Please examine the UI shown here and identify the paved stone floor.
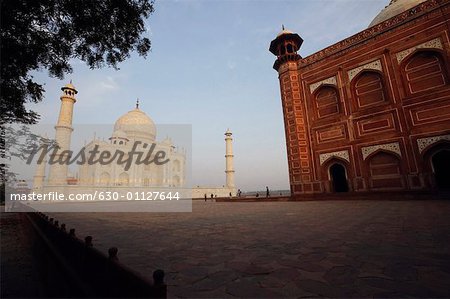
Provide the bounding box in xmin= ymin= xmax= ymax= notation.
xmin=1 ymin=211 xmax=41 ymax=298
xmin=49 ymin=200 xmax=450 ymax=298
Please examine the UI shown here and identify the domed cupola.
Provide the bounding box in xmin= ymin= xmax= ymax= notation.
xmin=368 ymin=0 xmax=427 ymax=27
xmin=113 ymin=100 xmax=156 ymax=143
xmin=269 ymin=25 xmax=303 ymax=71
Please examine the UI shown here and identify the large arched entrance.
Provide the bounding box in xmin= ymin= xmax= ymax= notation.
xmin=329 ymin=163 xmax=349 ymax=192
xmin=432 ymin=150 xmax=450 ymax=189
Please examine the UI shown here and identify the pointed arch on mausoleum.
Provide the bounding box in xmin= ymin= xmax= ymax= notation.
xmin=319 ymin=150 xmax=350 ymax=166
xmin=99 ymin=172 xmax=110 ymax=186
xmin=173 ymin=160 xmax=181 ymax=172
xmin=352 ymin=70 xmax=387 ymax=109
xmin=417 ymin=134 xmax=450 ymax=156
xmin=313 ymin=85 xmax=341 ymax=119
xmin=361 ymin=142 xmax=402 ymax=161
xmin=366 ymin=151 xmax=404 ymax=190
xmin=172 ymin=175 xmax=181 ymax=187
xmin=118 ymin=172 xmax=129 ymax=186
xmin=401 ymin=48 xmax=448 ymax=94
xmin=327 ymin=161 xmax=350 ymax=193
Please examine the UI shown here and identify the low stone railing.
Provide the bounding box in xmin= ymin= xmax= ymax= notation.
xmin=26 ymin=212 xmax=166 ymax=298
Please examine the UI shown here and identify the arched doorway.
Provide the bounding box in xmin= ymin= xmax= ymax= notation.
xmin=99 ymin=172 xmax=110 ymax=186
xmin=432 ymin=150 xmax=450 ymax=189
xmin=118 ymin=172 xmax=129 ymax=186
xmin=329 ymin=163 xmax=349 ymax=192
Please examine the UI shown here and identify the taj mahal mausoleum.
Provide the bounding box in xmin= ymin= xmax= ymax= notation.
xmin=28 ymin=82 xmax=236 ymax=207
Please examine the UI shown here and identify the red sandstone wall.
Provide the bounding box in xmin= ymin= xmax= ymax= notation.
xmin=278 ymin=0 xmax=450 ymax=194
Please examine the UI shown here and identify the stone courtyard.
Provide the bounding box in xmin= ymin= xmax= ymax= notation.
xmin=48 ymin=200 xmax=450 ymax=298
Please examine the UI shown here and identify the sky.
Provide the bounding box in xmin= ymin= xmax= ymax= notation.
xmin=29 ymin=0 xmax=389 ymax=191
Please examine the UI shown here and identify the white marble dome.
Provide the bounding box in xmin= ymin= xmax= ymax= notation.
xmin=369 ymin=0 xmax=428 ymax=27
xmin=113 ymin=107 xmax=156 ymax=143
xmin=111 ymin=129 xmax=128 ymax=139
xmin=277 ymin=28 xmax=294 ymax=37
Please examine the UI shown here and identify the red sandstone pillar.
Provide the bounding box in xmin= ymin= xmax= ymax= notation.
xmin=270 ymin=29 xmax=315 ymax=196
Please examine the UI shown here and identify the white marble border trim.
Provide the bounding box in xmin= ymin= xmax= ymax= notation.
xmin=417 ymin=134 xmax=450 ymax=153
xmin=348 ymin=59 xmax=383 ymax=82
xmin=309 ymin=76 xmax=337 ymax=94
xmin=319 ymin=150 xmax=350 ymax=165
xmin=362 ymin=142 xmax=401 ymax=160
xmin=396 ymin=38 xmax=443 ymax=63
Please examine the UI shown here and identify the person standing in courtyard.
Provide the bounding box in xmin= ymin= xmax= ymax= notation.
xmin=204 ymin=193 xmax=207 ymax=202
xmin=266 ymin=186 xmax=270 ymax=198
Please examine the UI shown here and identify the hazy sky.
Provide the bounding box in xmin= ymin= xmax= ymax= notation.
xmin=29 ymin=0 xmax=388 ymax=191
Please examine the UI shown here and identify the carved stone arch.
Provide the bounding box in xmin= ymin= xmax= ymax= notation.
xmin=366 ymin=150 xmax=404 ymax=190
xmin=366 ymin=149 xmax=401 ymax=160
xmin=418 ymin=135 xmax=450 ymax=155
xmin=421 ymin=139 xmax=450 ymax=171
xmin=319 ymin=154 xmax=352 ymax=193
xmin=422 ymin=142 xmax=450 ymax=190
xmin=99 ymin=172 xmax=111 ymax=186
xmin=364 ymin=148 xmax=401 ymax=162
xmin=431 ymin=150 xmax=450 ymax=190
xmin=323 ymin=158 xmax=350 ymax=192
xmin=118 ymin=172 xmax=129 ymax=186
xmin=313 ymin=85 xmax=340 ymax=119
xmin=323 ymin=157 xmax=349 ymax=177
xmin=309 ymin=76 xmax=338 ymax=94
xmin=319 ymin=150 xmax=350 ymax=166
xmin=361 ymin=142 xmax=402 ymax=161
xmin=352 ymin=70 xmax=387 ymax=109
xmin=350 ymin=68 xmax=384 ymax=84
xmin=401 ymin=49 xmax=448 ymax=94
xmin=400 ymin=47 xmax=447 ymax=67
xmin=396 ymin=38 xmax=445 ymax=64
xmin=348 ymin=60 xmax=383 ymax=83
xmin=311 ymin=83 xmax=336 ymax=97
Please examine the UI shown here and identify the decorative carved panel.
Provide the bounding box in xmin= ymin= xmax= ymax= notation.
xmin=409 ymin=102 xmax=450 ymax=126
xmin=348 ymin=60 xmax=383 ymax=82
xmin=354 ymin=71 xmax=386 ymax=108
xmin=355 ymin=111 xmax=397 ymax=137
xmin=315 ymin=86 xmax=340 ymax=119
xmin=362 ymin=142 xmax=401 ymax=160
xmin=404 ymin=51 xmax=446 ymax=94
xmin=319 ymin=150 xmax=350 ymax=165
xmin=417 ymin=134 xmax=450 ymax=153
xmin=314 ymin=124 xmax=347 ymax=144
xmin=309 ymin=76 xmax=337 ymax=94
xmin=396 ymin=38 xmax=444 ymax=63
xmin=368 ymin=151 xmax=403 ymax=189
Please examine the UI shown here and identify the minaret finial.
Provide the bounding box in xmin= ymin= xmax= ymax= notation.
xmin=282 ymin=24 xmax=285 ymax=30
xmin=136 ymin=98 xmax=140 ymax=109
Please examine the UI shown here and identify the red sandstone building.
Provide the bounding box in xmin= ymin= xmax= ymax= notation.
xmin=270 ymin=0 xmax=450 ymax=195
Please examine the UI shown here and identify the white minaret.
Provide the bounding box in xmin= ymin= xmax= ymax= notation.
xmin=33 ymin=138 xmax=47 ymax=192
xmin=225 ymin=129 xmax=235 ymax=188
xmin=47 ymin=82 xmax=77 ymax=185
